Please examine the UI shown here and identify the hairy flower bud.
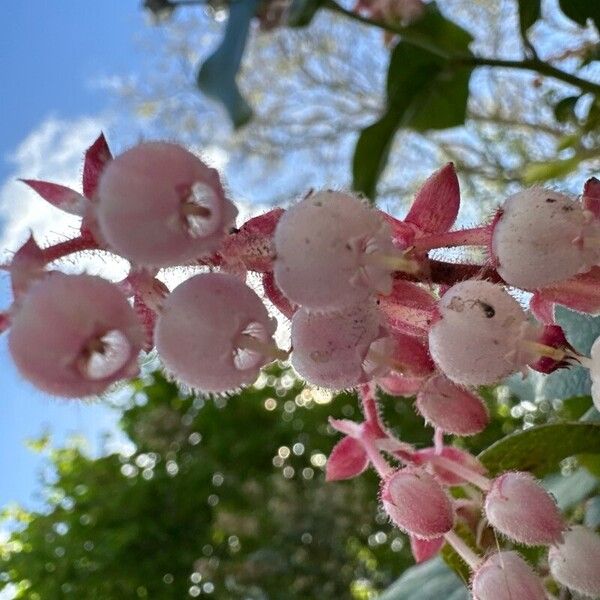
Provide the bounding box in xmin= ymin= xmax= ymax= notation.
xmin=492 ymin=187 xmax=600 ymax=290
xmin=485 ymin=471 xmax=565 ymax=546
xmin=548 ymin=525 xmax=600 ymax=598
xmin=290 ymin=303 xmax=388 ymax=389
xmin=155 ymin=272 xmax=277 ymax=392
xmin=381 ymin=467 xmax=453 ymax=539
xmin=274 ymin=191 xmax=401 ymax=311
xmin=9 ymin=273 xmax=143 ymax=397
xmin=472 ymin=551 xmax=546 ymax=600
xmin=96 ymin=142 xmax=237 ymax=267
xmin=428 ymin=281 xmax=536 ymax=385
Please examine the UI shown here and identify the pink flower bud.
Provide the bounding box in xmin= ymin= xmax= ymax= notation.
xmin=9 ymin=273 xmax=144 ymax=397
xmin=381 ymin=467 xmax=453 ymax=539
xmin=485 ymin=472 xmax=565 ymax=546
xmin=416 ymin=374 xmax=489 ymax=435
xmin=548 ymin=525 xmax=600 ymax=598
xmin=155 ymin=272 xmax=278 ymax=393
xmin=96 ymin=142 xmax=237 ymax=267
xmin=472 ymin=551 xmax=546 ymax=600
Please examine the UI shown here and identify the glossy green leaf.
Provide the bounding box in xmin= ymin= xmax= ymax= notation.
xmin=286 ymin=0 xmax=324 ymax=27
xmin=400 ymin=2 xmax=473 ymax=57
xmin=479 ymin=422 xmax=600 ymax=476
xmin=378 ymin=557 xmax=469 ymax=600
xmin=196 ymin=0 xmax=259 ymax=128
xmin=352 ymin=42 xmax=472 ymax=199
xmin=558 ymin=0 xmax=600 ymax=30
xmin=518 ymin=0 xmax=541 ymax=32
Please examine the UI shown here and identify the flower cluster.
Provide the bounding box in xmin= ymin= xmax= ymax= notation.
xmin=3 ymin=135 xmax=600 ymax=598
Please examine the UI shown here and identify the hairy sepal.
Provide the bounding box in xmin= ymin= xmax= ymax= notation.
xmin=326 ymin=435 xmax=369 ymax=481
xmin=20 ymin=179 xmax=87 ymax=216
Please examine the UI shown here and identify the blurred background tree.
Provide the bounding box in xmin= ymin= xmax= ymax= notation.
xmin=2 ymin=1 xmax=600 ymax=598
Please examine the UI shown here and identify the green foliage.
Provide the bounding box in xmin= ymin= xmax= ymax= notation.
xmin=286 ymin=0 xmax=324 ymax=27
xmin=558 ymin=0 xmax=600 ymax=31
xmin=352 ymin=4 xmax=472 ymax=199
xmin=478 ymin=421 xmax=600 ymax=476
xmin=517 ymin=0 xmax=541 ymax=34
xmin=377 ymin=557 xmax=468 ymax=600
xmin=0 ymin=371 xmax=415 ymax=599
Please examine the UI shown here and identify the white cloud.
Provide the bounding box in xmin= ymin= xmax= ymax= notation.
xmin=0 ymin=115 xmax=132 ymax=281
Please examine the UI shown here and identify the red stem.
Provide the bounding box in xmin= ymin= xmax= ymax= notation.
xmin=41 ymin=235 xmax=100 ymax=264
xmin=412 ymin=226 xmax=491 ymax=252
xmin=358 ymin=383 xmax=386 ymax=438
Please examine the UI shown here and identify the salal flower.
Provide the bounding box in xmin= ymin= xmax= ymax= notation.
xmin=416 ymin=374 xmax=489 ymax=435
xmin=492 ymin=187 xmax=600 ymax=290
xmin=155 ymin=272 xmax=278 ymax=393
xmin=381 ymin=466 xmax=453 ymax=539
xmin=96 ymin=142 xmax=237 ymax=267
xmin=484 ymin=471 xmax=565 ymax=546
xmin=548 ymin=525 xmax=600 ymax=598
xmin=9 ymin=273 xmax=143 ymax=397
xmin=428 ymin=280 xmax=538 ymax=385
xmin=290 ymin=303 xmax=389 ymax=389
xmin=472 ymin=551 xmax=546 ymax=600
xmin=273 ymin=190 xmax=404 ymax=312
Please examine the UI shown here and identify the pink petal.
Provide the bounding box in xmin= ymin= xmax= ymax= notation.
xmin=583 ymin=176 xmax=600 ymax=219
xmin=82 ymin=133 xmax=113 ymax=199
xmin=378 ymin=373 xmax=425 ymax=397
xmin=529 ymin=324 xmax=572 ymax=374
xmin=530 ymin=291 xmax=555 ymax=324
xmin=326 ymin=436 xmax=369 ymax=481
xmin=390 ymin=332 xmax=435 ymax=377
xmin=0 ymin=311 xmax=10 ymax=335
xmin=378 ymin=280 xmax=438 ymax=337
xmin=20 ymin=179 xmax=87 ymax=216
xmin=10 ymin=234 xmax=46 ymax=297
xmin=262 ymin=271 xmax=297 ymax=319
xmin=413 ymin=446 xmax=487 ymax=486
xmin=410 ymin=535 xmax=444 ymax=563
xmin=405 ymin=163 xmax=460 ymax=235
xmin=537 ymin=267 xmax=600 ymax=315
xmin=379 ymin=211 xmax=417 ymax=249
xmin=328 ymin=417 xmax=364 ymax=439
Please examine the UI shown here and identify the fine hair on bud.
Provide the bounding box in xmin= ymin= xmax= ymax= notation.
xmin=290 ymin=302 xmax=388 ymax=389
xmin=428 ymin=280 xmax=536 ymax=385
xmin=492 ymin=187 xmax=600 ymax=290
xmin=273 ymin=190 xmax=400 ymax=312
xmin=9 ymin=273 xmax=144 ymax=397
xmin=96 ymin=141 xmax=237 ymax=267
xmin=484 ymin=471 xmax=565 ymax=546
xmin=155 ymin=272 xmax=277 ymax=393
xmin=472 ymin=551 xmax=547 ymax=600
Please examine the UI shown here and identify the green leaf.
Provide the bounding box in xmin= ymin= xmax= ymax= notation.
xmin=522 ymin=155 xmax=583 ymax=184
xmin=352 ymin=42 xmax=472 ymax=199
xmin=378 ymin=557 xmax=469 ymax=600
xmin=286 ymin=0 xmax=324 ymax=27
xmin=518 ymin=0 xmax=541 ymax=32
xmin=554 ymin=95 xmax=580 ymax=123
xmin=400 ymin=2 xmax=473 ymax=57
xmin=479 ymin=422 xmax=600 ymax=476
xmin=196 ymin=0 xmax=259 ymax=128
xmin=559 ymin=0 xmax=600 ymax=30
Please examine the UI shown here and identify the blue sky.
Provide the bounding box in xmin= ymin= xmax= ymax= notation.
xmin=0 ymin=1 xmax=159 ymax=512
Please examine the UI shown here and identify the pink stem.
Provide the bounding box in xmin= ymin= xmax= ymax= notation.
xmin=433 ymin=428 xmax=444 ymax=455
xmin=40 ymin=235 xmax=100 ymax=264
xmin=358 ymin=383 xmax=386 ymax=438
xmin=443 ymin=530 xmax=482 ymax=571
xmin=360 ymin=432 xmax=394 ymax=478
xmin=412 ymin=226 xmax=491 ymax=252
xmin=428 ymin=455 xmax=492 ymax=492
